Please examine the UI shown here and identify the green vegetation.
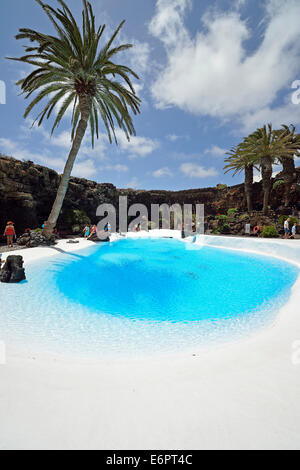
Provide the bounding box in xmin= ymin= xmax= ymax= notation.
xmin=63 ymin=209 xmax=91 ymax=234
xmin=227 ymin=208 xmax=238 ymax=216
xmin=239 ymin=214 xmax=249 ymax=221
xmin=220 ymin=224 xmax=231 ymax=234
xmin=262 ymin=226 xmax=278 ymax=238
xmin=213 ymin=214 xmax=231 ymax=235
xmin=213 ymin=223 xmax=231 ymax=235
xmin=273 ymin=179 xmax=284 ymax=190
xmin=216 ymin=214 xmax=228 ymax=222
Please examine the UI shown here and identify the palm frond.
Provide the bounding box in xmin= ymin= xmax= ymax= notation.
xmin=7 ymin=0 xmax=141 ymax=146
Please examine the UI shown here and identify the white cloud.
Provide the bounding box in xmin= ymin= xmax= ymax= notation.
xmin=128 ymin=41 xmax=151 ymax=77
xmin=153 ymin=167 xmax=173 ymax=178
xmin=241 ymin=100 xmax=300 ymax=133
xmin=127 ymin=177 xmax=140 ymax=189
xmin=166 ymin=134 xmax=189 ymax=142
xmin=0 ymin=131 xmax=130 ymax=180
xmin=21 ymin=119 xmax=109 ymax=164
xmin=2 ymin=114 xmax=159 ymax=188
xmin=0 ymin=137 xmax=65 ymax=171
xmin=103 ymin=164 xmax=128 ymax=172
xmin=0 ymin=137 xmax=17 ymax=154
xmin=180 ymin=163 xmax=218 ymax=178
xmin=171 ymin=151 xmax=202 ymax=160
xmin=49 ymin=130 xmax=72 ymax=149
xmin=234 ymin=0 xmax=247 ymax=10
xmin=72 ymin=159 xmax=97 ymax=178
xmin=149 ymin=0 xmax=192 ymax=48
xmin=115 ymin=129 xmax=159 ymax=158
xmin=121 ymin=40 xmax=151 ymax=106
xmin=149 ymin=0 xmax=300 ymax=129
xmin=204 ymin=145 xmax=227 ymax=157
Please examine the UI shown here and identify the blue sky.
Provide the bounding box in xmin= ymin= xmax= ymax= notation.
xmin=0 ymin=0 xmax=300 ymax=190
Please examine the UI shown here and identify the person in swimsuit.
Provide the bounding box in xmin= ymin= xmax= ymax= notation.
xmin=87 ymin=225 xmax=97 ymax=240
xmin=3 ymin=221 xmax=16 ymax=247
xmin=83 ymin=225 xmax=90 ymax=238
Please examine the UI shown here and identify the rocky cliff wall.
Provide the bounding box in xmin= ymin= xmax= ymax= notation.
xmin=0 ymin=154 xmax=299 ymax=235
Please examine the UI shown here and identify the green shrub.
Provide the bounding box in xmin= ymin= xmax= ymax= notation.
xmin=273 ymin=179 xmax=284 ymax=190
xmin=216 ymin=214 xmax=228 ymax=222
xmin=216 ymin=184 xmax=227 ymax=190
xmin=32 ymin=228 xmax=42 ymax=232
xmin=220 ymin=224 xmax=231 ymax=234
xmin=72 ymin=224 xmax=81 ymax=234
xmin=227 ymin=208 xmax=238 ymax=216
xmin=239 ymin=214 xmax=249 ymax=221
xmin=262 ymin=226 xmax=278 ymax=238
xmin=63 ymin=209 xmax=91 ymax=229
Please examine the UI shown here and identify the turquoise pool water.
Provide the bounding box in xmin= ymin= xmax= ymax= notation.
xmin=0 ymin=238 xmax=298 ymax=357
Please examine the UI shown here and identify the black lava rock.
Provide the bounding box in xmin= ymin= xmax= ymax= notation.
xmin=16 ymin=231 xmax=56 ymax=248
xmin=89 ymin=231 xmax=110 ymax=242
xmin=0 ymin=255 xmax=26 ymax=283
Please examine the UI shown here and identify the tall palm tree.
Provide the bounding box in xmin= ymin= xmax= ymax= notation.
xmin=274 ymin=125 xmax=300 ymax=207
xmin=224 ymin=145 xmax=255 ymax=213
xmin=8 ymin=0 xmax=141 ymax=238
xmin=243 ymin=125 xmax=276 ymax=215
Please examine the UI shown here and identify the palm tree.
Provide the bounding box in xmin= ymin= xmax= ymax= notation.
xmin=224 ymin=145 xmax=255 ymax=213
xmin=274 ymin=125 xmax=300 ymax=207
xmin=244 ymin=124 xmax=300 ymax=214
xmin=242 ymin=124 xmax=297 ymax=215
xmin=8 ymin=0 xmax=141 ymax=238
xmin=243 ymin=125 xmax=277 ymax=215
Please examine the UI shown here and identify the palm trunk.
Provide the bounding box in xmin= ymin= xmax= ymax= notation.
xmin=261 ymin=155 xmax=273 ymax=215
xmin=281 ymin=156 xmax=296 ymax=207
xmin=43 ymin=95 xmax=92 ymax=239
xmin=244 ymin=164 xmax=253 ymax=213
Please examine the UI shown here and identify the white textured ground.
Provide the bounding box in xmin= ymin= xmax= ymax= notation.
xmin=0 ymin=231 xmax=300 ymax=450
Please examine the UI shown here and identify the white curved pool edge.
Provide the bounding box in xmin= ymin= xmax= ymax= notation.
xmin=189 ymin=234 xmax=300 ymax=268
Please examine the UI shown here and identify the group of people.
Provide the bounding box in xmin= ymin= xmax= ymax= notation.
xmin=83 ymin=224 xmax=96 ymax=239
xmin=284 ymin=218 xmax=297 ymax=240
xmin=2 ymin=220 xmax=109 ymax=247
xmin=83 ymin=223 xmax=111 ymax=240
xmin=2 ymin=221 xmax=60 ymax=248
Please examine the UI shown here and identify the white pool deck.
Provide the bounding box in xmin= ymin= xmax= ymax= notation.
xmin=1 ymin=231 xmax=300 ymax=450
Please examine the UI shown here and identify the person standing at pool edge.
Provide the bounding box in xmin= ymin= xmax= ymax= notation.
xmin=3 ymin=221 xmax=16 ymax=247
xmin=284 ymin=218 xmax=290 ymax=239
xmin=290 ymin=223 xmax=297 ymax=239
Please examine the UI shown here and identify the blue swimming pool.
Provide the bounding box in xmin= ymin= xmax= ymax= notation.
xmin=0 ymin=238 xmax=298 ymax=357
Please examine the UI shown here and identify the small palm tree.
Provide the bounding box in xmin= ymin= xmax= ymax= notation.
xmin=224 ymin=145 xmax=255 ymax=213
xmin=8 ymin=0 xmax=141 ymax=238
